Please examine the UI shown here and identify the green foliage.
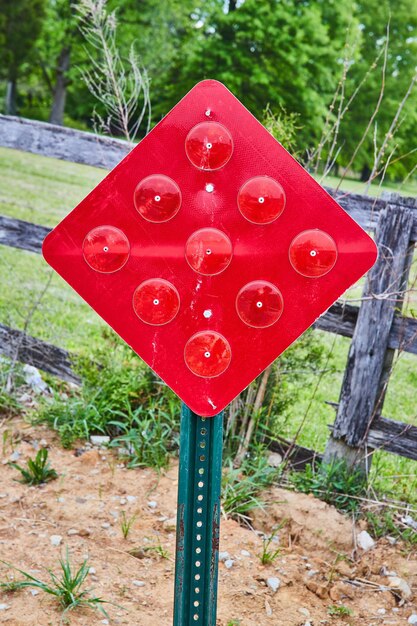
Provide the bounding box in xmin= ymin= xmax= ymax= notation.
xmin=9 ymin=448 xmax=58 ymax=485
xmin=328 ymin=604 xmax=353 ymax=617
xmin=0 ymin=0 xmax=46 ymax=81
xmin=119 ymin=511 xmax=137 ymax=540
xmin=36 ymin=337 xmax=178 ymax=451
xmin=221 ymin=448 xmax=281 ymax=524
xmin=365 ymin=508 xmax=417 ymax=546
xmin=108 ymin=397 xmax=179 ymax=471
xmin=338 ymin=0 xmax=417 ymax=179
xmin=143 ymin=537 xmax=170 ymax=560
xmin=289 ymin=459 xmax=366 ymax=513
xmin=0 ymin=550 xmax=111 ymax=617
xmin=259 ymin=528 xmax=281 ymax=566
xmin=263 ymin=104 xmax=301 ymax=159
xmin=0 ymin=389 xmax=20 ymax=417
xmin=164 ymin=0 xmax=355 ymax=147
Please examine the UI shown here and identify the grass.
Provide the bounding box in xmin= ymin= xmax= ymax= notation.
xmin=0 ymin=550 xmax=111 ymax=619
xmin=120 ymin=511 xmax=137 ymax=540
xmin=327 ymin=604 xmax=353 ymax=617
xmin=1 ymin=146 xmax=417 ymax=506
xmin=9 ymin=448 xmax=58 ymax=485
xmin=259 ymin=528 xmax=281 ymax=565
xmin=288 ymin=459 xmax=367 ymax=513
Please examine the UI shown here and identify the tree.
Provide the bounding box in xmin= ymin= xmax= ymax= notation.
xmin=337 ymin=0 xmax=417 ymax=181
xmin=160 ymin=0 xmax=357 ymax=147
xmin=0 ymin=0 xmax=46 ymax=114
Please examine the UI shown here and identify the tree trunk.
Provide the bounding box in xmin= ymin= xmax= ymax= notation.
xmin=360 ymin=163 xmax=371 ymax=182
xmin=49 ymin=46 xmax=71 ymax=126
xmin=5 ymin=80 xmax=17 ymax=115
xmin=228 ymin=0 xmax=237 ymax=11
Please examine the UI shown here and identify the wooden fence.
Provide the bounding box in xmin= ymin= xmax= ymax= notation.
xmin=1 ymin=113 xmax=417 ymax=469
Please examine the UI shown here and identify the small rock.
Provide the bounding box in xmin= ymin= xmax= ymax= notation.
xmin=0 ymin=494 xmax=7 ymax=499
xmin=50 ymin=535 xmax=62 ymax=547
xmin=147 ymin=500 xmax=157 ymax=509
xmin=377 ymin=608 xmax=386 ymax=615
xmin=67 ymin=528 xmax=79 ymax=536
xmin=23 ymin=364 xmax=47 ymax=393
xmin=126 ymin=495 xmax=137 ymax=504
xmin=408 ymin=615 xmax=417 ymax=625
xmin=101 ymin=620 xmax=109 ymax=625
xmin=9 ymin=451 xmax=20 ymax=462
xmin=299 ymin=608 xmax=310 ymax=618
xmin=330 ymin=581 xmax=355 ymax=601
xmin=101 ymin=522 xmax=111 ymax=529
xmin=57 ymin=496 xmax=65 ymax=503
xmin=388 ymin=576 xmax=413 ymax=601
xmin=90 ymin=435 xmax=110 ymax=446
xmin=75 ymin=497 xmax=87 ymax=504
xmin=240 ymin=550 xmax=251 ymax=557
xmin=88 ymin=567 xmax=96 ymax=575
xmin=357 ymin=530 xmax=375 ymax=551
xmin=163 ymin=517 xmax=177 ymax=532
xmin=120 ymin=498 xmax=127 ymax=505
xmin=29 ymin=589 xmax=40 ymax=596
xmin=132 ymin=580 xmax=145 ymax=587
xmin=267 ymin=452 xmax=282 ymax=467
xmin=218 ymin=551 xmax=230 ymax=562
xmin=401 ymin=515 xmax=417 ymax=531
xmin=224 ymin=559 xmax=234 ymax=569
xmin=39 ymin=439 xmax=48 ymax=448
xmin=266 ymin=577 xmax=281 ymax=593
xmin=265 ymin=598 xmax=273 ymax=616
xmin=0 ymin=604 xmax=10 ymax=610
xmin=305 ymin=578 xmax=328 ymax=599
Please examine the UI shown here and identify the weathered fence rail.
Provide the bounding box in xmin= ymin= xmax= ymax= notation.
xmin=1 ymin=114 xmax=416 ymax=468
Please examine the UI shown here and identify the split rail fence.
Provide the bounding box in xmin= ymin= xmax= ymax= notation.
xmin=1 ymin=114 xmax=417 ymax=469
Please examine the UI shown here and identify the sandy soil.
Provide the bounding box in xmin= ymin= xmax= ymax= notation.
xmin=0 ymin=417 xmax=416 ymax=626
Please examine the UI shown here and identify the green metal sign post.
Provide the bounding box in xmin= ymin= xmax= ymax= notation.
xmin=174 ymin=404 xmax=223 ymax=626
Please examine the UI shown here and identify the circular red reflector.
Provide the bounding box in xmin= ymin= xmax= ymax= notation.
xmin=185 ymin=228 xmax=233 ymax=276
xmin=236 ymin=281 xmax=284 ymax=328
xmin=184 ymin=331 xmax=231 ymax=378
xmin=238 ymin=176 xmax=286 ymax=224
xmin=83 ymin=226 xmax=130 ymax=273
xmin=185 ymin=122 xmax=233 ymax=171
xmin=289 ymin=230 xmax=338 ymax=277
xmin=134 ymin=174 xmax=181 ymax=223
xmin=133 ymin=279 xmax=180 ymax=326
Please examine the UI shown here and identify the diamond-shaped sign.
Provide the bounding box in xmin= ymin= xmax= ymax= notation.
xmin=43 ymin=80 xmax=377 ymax=416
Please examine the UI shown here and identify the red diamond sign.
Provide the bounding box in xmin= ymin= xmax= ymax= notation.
xmin=43 ymin=80 xmax=377 ymax=416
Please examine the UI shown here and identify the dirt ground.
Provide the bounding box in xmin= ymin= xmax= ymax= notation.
xmin=0 ymin=417 xmax=416 ymax=626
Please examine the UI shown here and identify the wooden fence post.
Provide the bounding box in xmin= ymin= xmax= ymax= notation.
xmin=324 ymin=205 xmax=414 ymax=470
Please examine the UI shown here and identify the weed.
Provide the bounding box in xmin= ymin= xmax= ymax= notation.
xmin=259 ymin=528 xmax=281 ymax=566
xmin=221 ymin=448 xmax=281 ymax=525
xmin=35 ymin=341 xmax=180 ymax=472
xmin=143 ymin=537 xmax=170 ymax=560
xmin=328 ymin=604 xmax=353 ymax=617
xmin=109 ymin=399 xmax=179 ymax=471
xmin=288 ymin=459 xmax=366 ymax=513
xmin=9 ymin=448 xmax=58 ymax=485
xmin=0 ymin=550 xmax=112 ymax=618
xmin=226 ymin=621 xmax=241 ymax=626
xmin=365 ymin=508 xmax=417 ymax=546
xmin=0 ymin=389 xmax=20 ymax=417
xmin=120 ymin=511 xmax=137 ymax=540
